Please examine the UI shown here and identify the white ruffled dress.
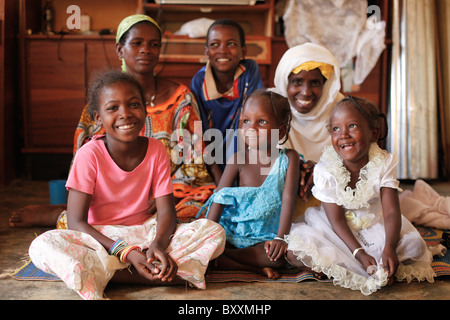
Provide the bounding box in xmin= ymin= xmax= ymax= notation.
xmin=286 ymin=143 xmax=436 ymax=295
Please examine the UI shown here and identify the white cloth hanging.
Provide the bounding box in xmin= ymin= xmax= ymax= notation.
xmin=282 ymin=0 xmax=386 ymax=86
xmin=272 ymin=42 xmax=343 ymax=162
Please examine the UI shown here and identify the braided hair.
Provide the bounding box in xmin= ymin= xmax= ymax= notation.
xmin=242 ymin=89 xmax=292 ymax=145
xmin=330 ymin=95 xmax=388 ymax=142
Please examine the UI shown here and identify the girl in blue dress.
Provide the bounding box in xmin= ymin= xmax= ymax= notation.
xmin=198 ymin=89 xmax=300 ymax=279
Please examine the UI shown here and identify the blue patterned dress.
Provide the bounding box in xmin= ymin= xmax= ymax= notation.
xmin=198 ymin=149 xmax=288 ymax=248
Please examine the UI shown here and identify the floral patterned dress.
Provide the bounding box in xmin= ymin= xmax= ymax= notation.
xmin=30 ymin=217 xmax=225 ymax=300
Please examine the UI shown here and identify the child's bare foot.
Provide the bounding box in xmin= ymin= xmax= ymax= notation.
xmin=9 ymin=205 xmax=64 ymax=228
xmin=261 ymin=267 xmax=280 ymax=280
xmin=285 ymin=251 xmax=326 ymax=279
xmin=303 ymin=267 xmax=326 ymax=280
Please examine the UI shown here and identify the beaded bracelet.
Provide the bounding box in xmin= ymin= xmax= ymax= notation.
xmin=119 ymin=245 xmax=141 ymax=263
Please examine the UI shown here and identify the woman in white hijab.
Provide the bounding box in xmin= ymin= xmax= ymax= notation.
xmin=274 ymin=43 xmax=344 ymax=205
xmin=274 ymin=42 xmax=343 ymax=163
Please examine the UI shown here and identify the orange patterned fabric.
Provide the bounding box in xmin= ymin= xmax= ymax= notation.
xmin=73 ymin=83 xmax=215 ymax=222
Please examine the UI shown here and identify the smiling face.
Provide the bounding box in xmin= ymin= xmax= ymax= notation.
xmin=116 ymin=22 xmax=162 ymax=76
xmin=205 ymin=24 xmax=246 ymax=75
xmin=330 ymin=102 xmax=379 ymax=169
xmin=94 ymin=82 xmax=147 ymax=145
xmin=286 ymin=68 xmax=325 ymax=114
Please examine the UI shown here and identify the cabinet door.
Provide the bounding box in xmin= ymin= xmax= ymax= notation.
xmin=85 ymin=39 xmax=121 ymax=82
xmin=25 ymin=40 xmax=86 ymax=153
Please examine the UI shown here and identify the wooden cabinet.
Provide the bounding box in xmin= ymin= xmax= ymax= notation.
xmin=142 ymin=0 xmax=274 ymax=87
xmin=22 ymin=36 xmax=120 ymax=153
xmin=143 ymin=1 xmax=274 ymax=37
xmin=18 ymin=0 xmax=389 ymax=157
xmin=19 ymin=0 xmax=277 ymax=155
xmin=0 ymin=0 xmax=20 ymax=185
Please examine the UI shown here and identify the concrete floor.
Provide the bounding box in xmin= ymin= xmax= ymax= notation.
xmin=1 ymin=179 xmax=450 ymax=301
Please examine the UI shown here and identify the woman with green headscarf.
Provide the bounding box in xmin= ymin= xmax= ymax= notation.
xmin=10 ymin=14 xmax=221 ymax=228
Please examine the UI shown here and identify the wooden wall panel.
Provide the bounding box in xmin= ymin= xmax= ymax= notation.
xmin=25 ymin=41 xmax=85 ymax=152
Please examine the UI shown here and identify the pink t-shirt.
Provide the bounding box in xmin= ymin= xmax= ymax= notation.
xmin=66 ymin=136 xmax=173 ymax=226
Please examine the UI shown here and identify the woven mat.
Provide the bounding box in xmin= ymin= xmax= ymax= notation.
xmin=9 ymin=226 xmax=450 ymax=283
xmin=416 ymin=226 xmax=450 ymax=277
xmin=206 ymin=269 xmax=330 ymax=283
xmin=9 ymin=259 xmax=60 ymax=282
xmin=9 ymin=259 xmax=327 ymax=283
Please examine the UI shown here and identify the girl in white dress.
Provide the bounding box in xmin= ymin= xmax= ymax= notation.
xmin=285 ymin=96 xmax=436 ymax=295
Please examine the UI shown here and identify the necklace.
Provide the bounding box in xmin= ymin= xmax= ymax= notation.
xmin=146 ymin=76 xmax=157 ymax=107
xmin=320 ymin=143 xmax=386 ymax=209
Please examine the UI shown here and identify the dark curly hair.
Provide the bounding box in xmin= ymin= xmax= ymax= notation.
xmin=86 ymin=69 xmax=146 ymax=121
xmin=206 ymin=19 xmax=246 ymax=47
xmin=329 ymin=95 xmax=388 ymax=142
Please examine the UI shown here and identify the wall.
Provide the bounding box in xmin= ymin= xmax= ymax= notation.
xmin=437 ymin=0 xmax=450 ymax=176
xmin=0 ymin=0 xmax=19 ymax=186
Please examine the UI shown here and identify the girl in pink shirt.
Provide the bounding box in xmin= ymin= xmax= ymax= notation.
xmin=29 ymin=70 xmax=225 ymax=300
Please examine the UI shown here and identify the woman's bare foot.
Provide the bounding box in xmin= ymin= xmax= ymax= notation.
xmin=9 ymin=205 xmax=64 ymax=228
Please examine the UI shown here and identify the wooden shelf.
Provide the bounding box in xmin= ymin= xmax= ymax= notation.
xmin=24 ymin=34 xmax=270 ymax=65
xmin=144 ymin=3 xmax=272 ymax=12
xmin=24 ymin=34 xmax=115 ymax=40
xmin=17 ymin=0 xmax=275 ymax=154
xmin=145 ymin=1 xmax=274 ymax=37
xmin=159 ymin=36 xmax=271 ymax=64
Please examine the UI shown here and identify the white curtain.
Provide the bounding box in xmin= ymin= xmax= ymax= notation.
xmin=436 ymin=0 xmax=450 ymax=177
xmin=282 ymin=0 xmax=386 ymax=88
xmin=388 ymin=0 xmax=438 ymax=179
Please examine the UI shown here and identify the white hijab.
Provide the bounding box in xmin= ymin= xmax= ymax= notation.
xmin=273 ymin=43 xmax=343 ymax=162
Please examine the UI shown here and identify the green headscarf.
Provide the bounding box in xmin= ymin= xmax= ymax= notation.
xmin=116 ymin=14 xmax=162 ymax=72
